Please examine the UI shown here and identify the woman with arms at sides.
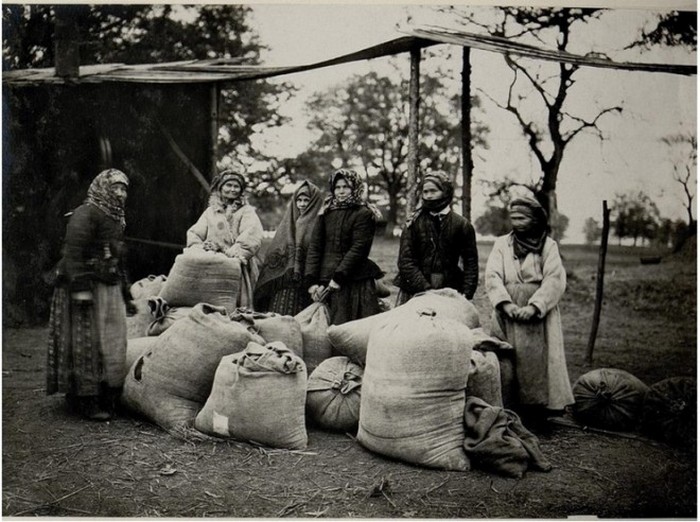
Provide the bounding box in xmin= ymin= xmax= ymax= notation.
xmin=485 ymin=194 xmax=574 ymax=421
xmin=304 ymin=168 xmax=383 ymax=325
xmin=187 ymin=169 xmax=264 ymax=309
xmin=47 ymin=168 xmax=135 ymax=421
xmin=394 ymin=170 xmax=479 ymax=305
xmin=254 ymin=180 xmax=323 ymax=315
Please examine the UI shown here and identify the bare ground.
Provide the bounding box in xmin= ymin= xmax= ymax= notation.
xmin=2 ymin=239 xmax=697 ymax=518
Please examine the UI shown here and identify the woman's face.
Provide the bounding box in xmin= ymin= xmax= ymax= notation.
xmin=296 ymin=194 xmax=311 ymax=212
xmin=333 ymin=178 xmax=352 ymax=202
xmin=220 ymin=180 xmax=242 ymax=201
xmin=111 ymin=182 xmax=128 ymax=206
xmin=422 ymin=181 xmax=444 ymax=201
xmin=510 ymin=211 xmax=534 ymax=232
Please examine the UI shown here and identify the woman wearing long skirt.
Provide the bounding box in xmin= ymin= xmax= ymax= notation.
xmin=47 ymin=169 xmax=133 ymax=421
xmin=304 ymin=168 xmax=383 ymax=325
xmin=187 ymin=169 xmax=264 ymax=309
xmin=485 ymin=195 xmax=574 ymax=420
xmin=254 ymin=180 xmax=323 ymax=315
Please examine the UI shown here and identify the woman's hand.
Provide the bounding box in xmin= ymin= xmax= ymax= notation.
xmin=203 ymin=240 xmax=218 ymax=252
xmin=501 ymin=302 xmax=518 ymax=319
xmin=514 ymin=304 xmax=539 ymax=321
xmin=308 ymin=285 xmax=325 ymax=302
xmin=328 ymin=280 xmax=341 ymax=292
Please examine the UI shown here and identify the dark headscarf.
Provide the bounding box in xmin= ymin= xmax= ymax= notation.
xmin=509 ymin=195 xmax=549 ymax=259
xmin=320 ymin=168 xmax=365 ymax=214
xmin=209 ymin=169 xmax=247 ymax=213
xmin=85 ymin=168 xmax=129 ymax=230
xmin=254 ymin=181 xmax=323 ymax=309
xmin=420 ymin=171 xmax=454 ymax=213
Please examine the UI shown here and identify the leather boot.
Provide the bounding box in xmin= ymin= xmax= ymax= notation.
xmin=79 ymin=396 xmax=112 ymax=421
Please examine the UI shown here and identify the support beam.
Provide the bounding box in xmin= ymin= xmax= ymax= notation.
xmin=209 ymin=83 xmax=220 ymax=180
xmin=406 ymin=46 xmax=421 ymax=216
xmin=461 ymin=46 xmax=473 ymax=219
xmin=586 ymin=200 xmax=611 ymax=364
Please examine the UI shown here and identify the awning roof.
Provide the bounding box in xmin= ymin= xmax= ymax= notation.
xmin=2 ymin=26 xmax=695 ymax=86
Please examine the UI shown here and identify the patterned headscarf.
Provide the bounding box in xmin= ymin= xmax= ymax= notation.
xmin=209 ymin=169 xmax=248 ymax=213
xmin=320 ymin=168 xmax=365 ymax=213
xmin=420 ymin=171 xmax=454 ymax=213
xmin=509 ymin=195 xmax=549 ymax=259
xmin=85 ymin=168 xmax=129 ymax=230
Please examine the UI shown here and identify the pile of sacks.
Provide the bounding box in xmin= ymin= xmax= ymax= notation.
xmin=123 ymin=277 xmax=548 ymax=477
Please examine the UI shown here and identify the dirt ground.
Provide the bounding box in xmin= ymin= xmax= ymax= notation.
xmin=2 ymin=239 xmax=697 ymax=518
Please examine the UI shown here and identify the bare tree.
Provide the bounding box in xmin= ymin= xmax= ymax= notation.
xmin=662 ymin=133 xmax=697 ymax=230
xmin=443 ymin=7 xmax=623 ymax=227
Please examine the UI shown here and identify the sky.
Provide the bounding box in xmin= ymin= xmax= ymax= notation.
xmin=244 ymin=3 xmax=697 ymax=243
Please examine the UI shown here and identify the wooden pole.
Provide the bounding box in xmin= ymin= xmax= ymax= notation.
xmin=406 ymin=46 xmax=421 ymax=216
xmin=586 ymin=200 xmax=611 ymax=364
xmin=460 ymin=46 xmax=473 ymax=219
xmin=210 ymin=83 xmax=220 ymax=180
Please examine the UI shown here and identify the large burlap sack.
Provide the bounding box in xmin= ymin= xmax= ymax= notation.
xmin=127 ymin=275 xmax=168 ymax=338
xmin=307 ymin=356 xmax=363 ymax=432
xmin=358 ymin=310 xmax=474 ymax=471
xmin=146 ymin=298 xmax=193 ymax=336
xmin=229 ymin=309 xmax=304 ymax=358
xmin=122 ymin=303 xmax=262 ymax=432
xmin=640 ymin=377 xmax=696 ymax=447
xmin=195 ymin=341 xmax=308 ymax=449
xmin=466 ymin=350 xmax=503 ymax=408
xmin=124 ymin=337 xmax=159 ymax=380
xmin=328 ymin=288 xmax=481 ymax=367
xmin=158 ymin=250 xmax=241 ymax=311
xmin=572 ymin=368 xmax=649 ymax=431
xmin=295 ymin=302 xmax=332 ymax=375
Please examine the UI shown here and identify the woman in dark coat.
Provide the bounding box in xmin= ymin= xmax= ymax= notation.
xmin=395 ymin=171 xmax=479 ymax=304
xmin=304 ymin=168 xmax=383 ymax=325
xmin=47 ymin=168 xmax=134 ymax=421
xmin=254 ymin=180 xmax=323 ymax=315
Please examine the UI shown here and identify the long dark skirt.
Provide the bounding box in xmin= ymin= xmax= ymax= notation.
xmin=268 ymin=285 xmax=312 ymax=316
xmin=46 ymin=284 xmax=127 ymax=397
xmin=327 ymin=278 xmax=380 ymax=326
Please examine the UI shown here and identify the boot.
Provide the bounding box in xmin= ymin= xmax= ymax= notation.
xmin=79 ymin=396 xmax=112 ymax=421
xmin=99 ymin=386 xmax=123 ymax=417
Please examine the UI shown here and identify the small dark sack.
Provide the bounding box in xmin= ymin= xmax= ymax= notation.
xmin=640 ymin=377 xmax=696 ymax=447
xmin=572 ymin=368 xmax=649 ymax=431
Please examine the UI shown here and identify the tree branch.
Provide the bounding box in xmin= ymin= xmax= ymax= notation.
xmin=561 ymin=105 xmax=623 ymax=144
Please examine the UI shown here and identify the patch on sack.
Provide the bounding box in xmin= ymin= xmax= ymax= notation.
xmin=212 ymin=410 xmax=230 ymax=436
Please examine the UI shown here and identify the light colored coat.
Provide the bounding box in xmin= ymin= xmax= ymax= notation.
xmin=485 ymin=234 xmax=574 ymax=410
xmin=186 ymin=201 xmax=263 ymax=309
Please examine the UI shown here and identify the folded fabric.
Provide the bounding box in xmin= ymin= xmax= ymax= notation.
xmin=463 ymin=396 xmax=552 ymax=478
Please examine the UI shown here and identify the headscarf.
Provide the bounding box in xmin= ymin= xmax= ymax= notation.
xmin=319 ymin=168 xmax=384 ymax=221
xmin=419 ymin=171 xmax=454 ymax=213
xmin=254 ymin=180 xmax=323 ymax=309
xmin=208 ymin=169 xmax=248 ymax=214
xmin=508 ymin=195 xmax=549 ymax=259
xmin=85 ymin=168 xmax=129 ymax=230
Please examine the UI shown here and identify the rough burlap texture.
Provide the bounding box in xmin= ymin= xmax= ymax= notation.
xmin=158 ymin=251 xmax=241 ymax=312
xmin=307 ymin=356 xmax=363 ymax=432
xmin=147 ymin=306 xmax=193 ymax=336
xmin=328 ymin=288 xmax=480 ymax=367
xmin=122 ymin=304 xmax=262 ymax=432
xmin=466 ymin=350 xmax=503 ymax=408
xmin=127 ymin=275 xmax=167 ymax=339
xmin=195 ymin=341 xmax=308 ymax=450
xmin=295 ymin=302 xmax=332 ymax=375
xmin=229 ymin=309 xmax=304 ymax=358
xmin=124 ymin=336 xmax=159 ymax=380
xmin=357 ymin=310 xmax=474 ymax=471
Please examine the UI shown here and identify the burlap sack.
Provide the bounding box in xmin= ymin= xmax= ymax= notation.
xmin=466 ymin=350 xmax=503 ymax=408
xmin=307 ymin=356 xmax=363 ymax=432
xmin=328 ymin=288 xmax=481 ymax=367
xmin=295 ymin=302 xmax=332 ymax=375
xmin=640 ymin=376 xmax=696 ymax=446
xmin=147 ymin=306 xmax=193 ymax=336
xmin=357 ymin=310 xmax=474 ymax=471
xmin=124 ymin=337 xmax=159 ymax=379
xmin=122 ymin=303 xmax=262 ymax=432
xmin=127 ymin=275 xmax=168 ymax=339
xmin=130 ymin=274 xmax=168 ymax=300
xmin=158 ymin=250 xmax=241 ymax=311
xmin=195 ymin=341 xmax=308 ymax=449
xmin=229 ymin=309 xmax=304 ymax=358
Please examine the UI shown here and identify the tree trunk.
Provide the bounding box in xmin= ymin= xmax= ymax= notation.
xmin=385 ymin=190 xmax=400 ymax=238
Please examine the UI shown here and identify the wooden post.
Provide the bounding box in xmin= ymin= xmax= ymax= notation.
xmin=461 ymin=46 xmax=473 ymax=219
xmin=406 ymin=46 xmax=421 ymax=216
xmin=209 ymin=83 xmax=220 ymax=181
xmin=586 ymin=200 xmax=611 ymax=364
xmin=54 ymin=7 xmax=80 ymax=79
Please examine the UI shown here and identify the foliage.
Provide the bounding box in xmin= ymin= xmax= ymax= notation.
xmin=475 ymin=205 xmax=511 ymax=237
xmin=611 ymin=191 xmax=661 ymax=246
xmin=583 ymin=217 xmax=602 ymax=245
xmin=626 ymin=10 xmax=697 ymax=50
xmin=300 ymin=63 xmax=489 ymax=231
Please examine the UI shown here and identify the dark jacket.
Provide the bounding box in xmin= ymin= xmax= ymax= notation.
xmin=304 ymin=206 xmax=382 ymax=286
xmin=395 ymin=210 xmax=479 ymax=299
xmin=57 ymin=203 xmax=128 ymax=292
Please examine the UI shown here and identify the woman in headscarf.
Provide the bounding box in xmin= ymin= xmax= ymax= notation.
xmin=187 ymin=169 xmax=264 ymax=309
xmin=304 ymin=168 xmax=383 ymax=325
xmin=47 ymin=168 xmax=135 ymax=421
xmin=485 ymin=194 xmax=574 ymax=421
xmin=394 ymin=171 xmax=479 ymax=305
xmin=254 ymin=180 xmax=323 ymax=315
